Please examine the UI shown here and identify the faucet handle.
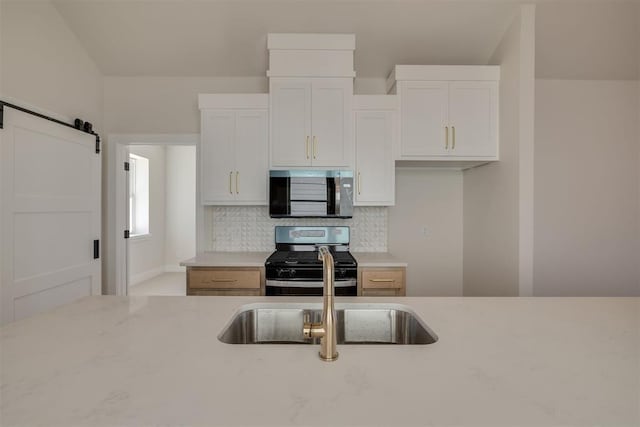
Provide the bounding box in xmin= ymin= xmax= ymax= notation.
xmin=303 ymin=312 xmax=311 ymax=339
xmin=303 ymin=313 xmax=325 ymax=339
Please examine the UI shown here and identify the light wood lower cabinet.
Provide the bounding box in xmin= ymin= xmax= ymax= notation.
xmin=358 ymin=267 xmax=406 ymax=296
xmin=186 ymin=267 xmax=265 ymax=296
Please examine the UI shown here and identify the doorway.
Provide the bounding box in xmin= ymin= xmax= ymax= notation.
xmin=110 ymin=134 xmax=200 ymax=296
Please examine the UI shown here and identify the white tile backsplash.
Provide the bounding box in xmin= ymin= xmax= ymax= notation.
xmin=205 ymin=206 xmax=387 ymax=252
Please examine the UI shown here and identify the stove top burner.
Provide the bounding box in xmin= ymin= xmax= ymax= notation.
xmin=266 ymin=250 xmax=357 ymax=267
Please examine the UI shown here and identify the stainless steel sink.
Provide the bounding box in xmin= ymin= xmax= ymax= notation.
xmin=218 ymin=303 xmax=438 ymax=345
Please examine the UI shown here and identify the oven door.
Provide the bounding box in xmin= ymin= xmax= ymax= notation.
xmin=265 ymin=279 xmax=357 ymax=296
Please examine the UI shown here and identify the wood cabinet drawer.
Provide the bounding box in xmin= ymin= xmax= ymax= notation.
xmin=362 ymin=288 xmax=402 ymax=297
xmin=188 ymin=289 xmax=261 ymax=296
xmin=361 ymin=269 xmax=404 ymax=289
xmin=188 ymin=268 xmax=261 ymax=290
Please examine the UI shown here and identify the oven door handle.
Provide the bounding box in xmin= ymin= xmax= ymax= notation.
xmin=266 ymin=279 xmax=357 ymax=288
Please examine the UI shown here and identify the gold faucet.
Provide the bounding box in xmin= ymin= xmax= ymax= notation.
xmin=303 ymin=246 xmax=338 ymax=361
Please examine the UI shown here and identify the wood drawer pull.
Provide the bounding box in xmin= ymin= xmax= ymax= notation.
xmin=369 ymin=278 xmax=395 ymax=283
xmin=208 ymin=279 xmax=238 ymax=283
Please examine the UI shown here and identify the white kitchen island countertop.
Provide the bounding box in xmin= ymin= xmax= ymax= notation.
xmin=1 ymin=296 xmax=638 ymax=426
xmin=351 ymin=252 xmax=408 ymax=267
xmin=180 ymin=251 xmax=408 ymax=268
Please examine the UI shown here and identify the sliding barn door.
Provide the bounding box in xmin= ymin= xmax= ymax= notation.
xmin=1 ymin=107 xmax=101 ymax=324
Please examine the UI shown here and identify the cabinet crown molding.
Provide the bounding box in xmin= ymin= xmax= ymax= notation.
xmin=267 ymin=33 xmax=356 ymax=78
xmin=267 ymin=33 xmax=355 ymax=50
xmin=387 ymin=65 xmax=500 ymax=94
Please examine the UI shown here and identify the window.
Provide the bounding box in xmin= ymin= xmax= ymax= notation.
xmin=129 ymin=153 xmax=150 ymax=236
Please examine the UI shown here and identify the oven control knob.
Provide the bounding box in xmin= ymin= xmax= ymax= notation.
xmin=288 ymin=269 xmax=296 ymax=278
xmin=336 ymin=268 xmax=346 ymax=278
xmin=276 ymin=268 xmax=285 ymax=278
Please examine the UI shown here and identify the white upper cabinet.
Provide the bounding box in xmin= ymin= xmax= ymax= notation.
xmin=400 ymin=81 xmax=449 ymax=157
xmin=199 ymin=94 xmax=268 ymax=205
xmin=270 ymin=78 xmax=353 ymax=168
xmin=389 ymin=66 xmax=499 ymax=163
xmin=267 ymin=34 xmax=355 ymax=169
xmin=353 ymin=96 xmax=397 ymax=206
xmin=448 ymin=81 xmax=498 ymax=157
xmin=201 ymin=110 xmax=236 ymax=203
xmin=270 ymin=80 xmax=311 ymax=166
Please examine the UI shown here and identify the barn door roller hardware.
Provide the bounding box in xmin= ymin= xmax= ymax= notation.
xmin=0 ymin=100 xmax=101 ymax=153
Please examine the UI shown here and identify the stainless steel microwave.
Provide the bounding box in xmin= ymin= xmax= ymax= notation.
xmin=269 ymin=170 xmax=354 ymax=218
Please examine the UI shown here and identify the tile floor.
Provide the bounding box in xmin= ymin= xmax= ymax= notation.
xmin=128 ymin=272 xmax=186 ymax=296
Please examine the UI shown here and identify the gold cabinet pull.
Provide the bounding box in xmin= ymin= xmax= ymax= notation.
xmin=235 ymin=171 xmax=239 ymax=194
xmin=306 ymin=136 xmax=310 ymax=159
xmin=369 ymin=278 xmax=396 ymax=283
xmin=452 ymin=126 xmax=456 ymax=150
xmin=445 ymin=126 xmax=449 ymax=150
xmin=313 ymin=136 xmax=317 ymax=159
xmin=229 ymin=171 xmax=233 ymax=194
xmin=357 ymin=172 xmax=361 ymax=195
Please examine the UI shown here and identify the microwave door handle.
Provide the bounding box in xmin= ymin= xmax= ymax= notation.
xmin=335 ymin=177 xmax=340 ymax=216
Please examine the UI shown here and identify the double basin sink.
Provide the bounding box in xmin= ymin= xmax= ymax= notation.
xmin=218 ymin=303 xmax=438 ymax=345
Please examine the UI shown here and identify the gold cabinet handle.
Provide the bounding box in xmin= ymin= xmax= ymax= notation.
xmin=305 ymin=136 xmax=310 ymax=159
xmin=452 ymin=126 xmax=456 ymax=150
xmin=235 ymin=171 xmax=239 ymax=194
xmin=229 ymin=171 xmax=233 ymax=194
xmin=369 ymin=278 xmax=396 ymax=283
xmin=313 ymin=136 xmax=317 ymax=159
xmin=208 ymin=279 xmax=237 ymax=283
xmin=357 ymin=172 xmax=361 ymax=195
xmin=445 ymin=126 xmax=449 ymax=150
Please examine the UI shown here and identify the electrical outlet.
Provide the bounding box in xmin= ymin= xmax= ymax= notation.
xmin=421 ymin=227 xmax=428 ymax=237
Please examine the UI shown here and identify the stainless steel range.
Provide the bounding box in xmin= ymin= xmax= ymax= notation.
xmin=265 ymin=226 xmax=357 ymax=296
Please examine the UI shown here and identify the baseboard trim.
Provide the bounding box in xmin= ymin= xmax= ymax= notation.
xmin=164 ymin=265 xmax=186 ymax=273
xmin=129 ymin=268 xmax=164 ymax=287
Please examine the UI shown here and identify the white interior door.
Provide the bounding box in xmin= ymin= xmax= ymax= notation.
xmin=1 ymin=107 xmax=101 ymax=324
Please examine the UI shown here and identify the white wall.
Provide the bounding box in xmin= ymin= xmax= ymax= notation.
xmin=535 ymin=2 xmax=639 ymax=81
xmin=128 ymin=145 xmax=166 ymax=285
xmin=531 ymin=3 xmax=640 ymax=296
xmin=463 ymin=6 xmax=535 ymax=296
xmin=534 ymin=80 xmax=640 ymax=296
xmin=104 ymin=77 xmax=267 ymax=134
xmin=164 ymin=145 xmax=196 ymax=271
xmin=0 ymin=1 xmax=103 ymax=129
xmin=388 ymin=169 xmax=463 ymax=296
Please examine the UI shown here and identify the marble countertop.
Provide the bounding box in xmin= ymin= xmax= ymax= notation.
xmin=1 ymin=296 xmax=638 ymax=426
xmin=351 ymin=252 xmax=408 ymax=267
xmin=180 ymin=251 xmax=272 ymax=267
xmin=181 ymin=252 xmax=407 ymax=268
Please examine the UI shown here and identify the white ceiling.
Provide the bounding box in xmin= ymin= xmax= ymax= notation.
xmin=51 ymin=0 xmax=520 ymax=78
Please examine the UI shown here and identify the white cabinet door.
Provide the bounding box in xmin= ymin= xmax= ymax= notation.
xmin=235 ymin=110 xmax=268 ymax=204
xmin=270 ymin=79 xmax=312 ymax=166
xmin=201 ymin=110 xmax=235 ymax=203
xmin=400 ymin=81 xmax=448 ymax=157
xmin=448 ymin=81 xmax=498 ymax=158
xmin=355 ymin=111 xmax=395 ymax=205
xmin=311 ymin=79 xmax=351 ymax=167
